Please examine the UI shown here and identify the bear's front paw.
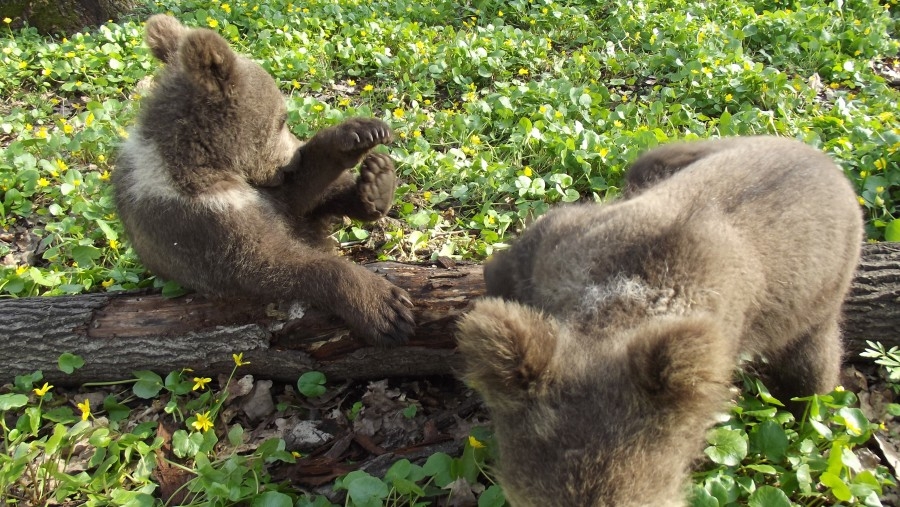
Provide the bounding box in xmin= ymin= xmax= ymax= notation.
xmin=358 ymin=152 xmax=398 ymax=219
xmin=353 ymin=280 xmax=415 ymax=347
xmin=337 ymin=118 xmax=393 ymax=153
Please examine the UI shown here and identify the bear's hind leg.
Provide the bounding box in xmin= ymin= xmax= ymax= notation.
xmin=756 ymin=319 xmax=843 ymax=415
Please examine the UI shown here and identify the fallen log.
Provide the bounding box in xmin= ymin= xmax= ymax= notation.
xmin=0 ymin=243 xmax=897 ymax=385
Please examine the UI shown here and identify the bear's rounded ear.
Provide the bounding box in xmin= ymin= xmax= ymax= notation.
xmin=177 ymin=29 xmax=238 ymax=99
xmin=456 ymin=298 xmax=558 ymax=410
xmin=144 ymin=14 xmax=187 ymax=64
xmin=628 ymin=317 xmax=732 ymax=405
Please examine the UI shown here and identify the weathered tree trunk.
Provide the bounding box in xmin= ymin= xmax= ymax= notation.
xmin=0 ymin=0 xmax=139 ymax=35
xmin=0 ymin=243 xmax=897 ymax=386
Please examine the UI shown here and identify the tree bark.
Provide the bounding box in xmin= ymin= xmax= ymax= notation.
xmin=0 ymin=0 xmax=139 ymax=35
xmin=0 ymin=243 xmax=897 ymax=386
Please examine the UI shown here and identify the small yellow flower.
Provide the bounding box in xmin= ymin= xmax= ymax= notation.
xmin=207 ymin=17 xmax=219 ymax=28
xmin=17 ymin=61 xmax=26 ymax=69
xmin=37 ymin=177 xmax=50 ymax=187
xmin=108 ymin=239 xmax=119 ymax=250
xmin=468 ymin=435 xmax=485 ymax=448
xmin=313 ymin=104 xmax=324 ymax=112
xmin=470 ymin=134 xmax=481 ymax=145
xmin=3 ymin=17 xmax=11 ymax=23
xmin=393 ymin=108 xmax=405 ymax=119
xmin=518 ymin=68 xmax=529 ymax=76
xmin=36 ymin=127 xmax=48 ymax=139
xmin=413 ymin=130 xmax=422 ymax=137
xmin=598 ymin=147 xmax=610 ymax=158
xmin=221 ymin=3 xmax=231 ymax=13
xmin=347 ymin=79 xmax=357 ymax=86
xmin=33 ymin=382 xmax=52 ymax=397
xmin=834 ymin=385 xmax=845 ymax=392
xmin=725 ymin=93 xmax=733 ymax=101
xmin=860 ymin=170 xmax=868 ymax=178
xmin=41 ymin=68 xmax=51 ymax=76
xmin=193 ymin=377 xmax=212 ymax=391
xmin=857 ymin=196 xmax=866 ymax=206
xmin=77 ymin=399 xmax=91 ymax=421
xmin=62 ymin=123 xmax=73 ymax=134
xmin=192 ymin=411 xmax=214 ymax=432
xmin=523 ymin=166 xmax=533 ymax=177
xmin=15 ymin=265 xmax=27 ymax=275
xmin=423 ymin=191 xmax=432 ymax=200
xmin=233 ymin=352 xmax=249 ymax=366
xmin=101 ymin=278 xmax=115 ymax=288
xmin=85 ymin=112 xmax=94 ymax=127
xmin=291 ymin=451 xmax=303 ymax=458
xmin=99 ymin=170 xmax=110 ymax=180
xmin=874 ymin=158 xmax=887 ymax=171
xmin=363 ymin=84 xmax=374 ymax=92
xmin=55 ymin=158 xmax=67 ymax=171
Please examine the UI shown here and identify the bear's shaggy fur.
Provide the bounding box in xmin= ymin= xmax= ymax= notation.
xmin=456 ymin=136 xmax=862 ymax=506
xmin=114 ymin=15 xmax=414 ymax=345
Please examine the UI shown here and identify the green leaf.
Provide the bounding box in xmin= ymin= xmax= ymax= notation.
xmin=227 ymin=424 xmax=244 ymax=446
xmin=423 ymin=452 xmax=454 ymax=487
xmin=704 ymin=427 xmax=748 ymax=466
xmin=886 ymin=219 xmax=900 ymax=242
xmin=749 ymin=420 xmax=788 ymax=462
xmin=689 ymin=484 xmax=719 ymax=507
xmin=297 ymin=371 xmax=327 ymax=398
xmin=342 ymin=471 xmax=389 ymax=507
xmin=58 ymin=352 xmax=85 ymax=374
xmin=479 ymin=485 xmax=507 ymax=507
xmin=820 ymin=471 xmax=853 ymax=501
xmin=747 ymin=486 xmax=791 ymax=507
xmin=172 ymin=429 xmax=203 ymax=459
xmin=71 ymin=245 xmax=101 ymax=268
xmin=251 ymin=491 xmax=294 ymax=507
xmin=132 ymin=370 xmax=164 ymax=398
xmin=0 ymin=393 xmax=28 ymax=411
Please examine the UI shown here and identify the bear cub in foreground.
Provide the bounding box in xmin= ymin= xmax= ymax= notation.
xmin=456 ymin=136 xmax=862 ymax=506
xmin=114 ymin=15 xmax=414 ymax=345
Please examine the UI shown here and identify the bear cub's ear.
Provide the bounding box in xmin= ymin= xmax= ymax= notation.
xmin=178 ymin=29 xmax=239 ymax=99
xmin=145 ymin=14 xmax=187 ymax=64
xmin=628 ymin=317 xmax=733 ymax=405
xmin=456 ymin=298 xmax=558 ymax=409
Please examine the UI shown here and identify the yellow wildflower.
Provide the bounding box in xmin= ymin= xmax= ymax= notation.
xmin=192 ymin=411 xmax=214 ymax=432
xmin=99 ymin=170 xmax=110 ymax=181
xmin=78 ymin=399 xmax=91 ymax=421
xmin=3 ymin=17 xmax=11 ymax=23
xmin=347 ymin=79 xmax=357 ymax=86
xmin=468 ymin=435 xmax=485 ymax=448
xmin=193 ymin=377 xmax=212 ymax=391
xmin=222 ymin=3 xmax=231 ymax=13
xmin=101 ymin=278 xmax=115 ymax=288
xmin=37 ymin=177 xmax=50 ymax=187
xmin=523 ymin=166 xmax=533 ymax=177
xmin=207 ymin=17 xmax=219 ymax=28
xmin=233 ymin=352 xmax=250 ymax=366
xmin=393 ymin=108 xmax=405 ymax=119
xmin=363 ymin=84 xmax=374 ymax=92
xmin=518 ymin=68 xmax=529 ymax=76
xmin=33 ymin=382 xmax=52 ymax=397
xmin=423 ymin=191 xmax=432 ymax=200
xmin=15 ymin=265 xmax=27 ymax=275
xmin=63 ymin=123 xmax=73 ymax=134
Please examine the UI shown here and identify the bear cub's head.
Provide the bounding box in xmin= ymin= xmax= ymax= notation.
xmin=134 ymin=14 xmax=300 ymax=195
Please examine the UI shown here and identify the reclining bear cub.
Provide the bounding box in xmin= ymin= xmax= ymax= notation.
xmin=114 ymin=15 xmax=414 ymax=345
xmin=456 ymin=136 xmax=862 ymax=507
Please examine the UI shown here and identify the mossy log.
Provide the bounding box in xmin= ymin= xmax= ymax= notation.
xmin=0 ymin=243 xmax=897 ymax=386
xmin=0 ymin=0 xmax=139 ymax=35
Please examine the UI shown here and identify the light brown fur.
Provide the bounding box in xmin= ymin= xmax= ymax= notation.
xmin=113 ymin=15 xmax=414 ymax=345
xmin=457 ymin=136 xmax=862 ymax=506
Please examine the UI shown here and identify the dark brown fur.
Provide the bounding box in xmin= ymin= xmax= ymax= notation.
xmin=457 ymin=136 xmax=862 ymax=506
xmin=113 ymin=15 xmax=414 ymax=345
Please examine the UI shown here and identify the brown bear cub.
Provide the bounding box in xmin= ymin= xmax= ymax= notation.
xmin=456 ymin=136 xmax=862 ymax=506
xmin=114 ymin=15 xmax=414 ymax=345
